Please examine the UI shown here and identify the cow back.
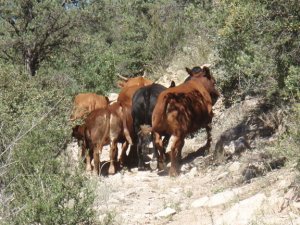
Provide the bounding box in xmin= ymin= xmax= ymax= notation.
xmin=84 ymin=108 xmax=110 ymax=146
xmin=132 ymin=83 xmax=166 ymax=129
xmin=117 ymin=76 xmax=153 ymax=89
xmin=152 ymin=79 xmax=213 ymax=135
xmin=108 ymin=102 xmax=125 ymax=141
xmin=70 ymin=93 xmax=109 ymax=120
xmin=117 ymin=85 xmax=144 ymax=108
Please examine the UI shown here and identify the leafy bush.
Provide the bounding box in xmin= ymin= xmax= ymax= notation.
xmin=212 ymin=0 xmax=300 ymax=105
xmin=271 ymin=104 xmax=300 ymax=169
xmin=0 ymin=64 xmax=96 ymax=224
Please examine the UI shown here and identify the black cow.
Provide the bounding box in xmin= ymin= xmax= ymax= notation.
xmin=131 ymin=82 xmax=175 ymax=170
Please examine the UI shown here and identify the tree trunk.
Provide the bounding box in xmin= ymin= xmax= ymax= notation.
xmin=24 ymin=49 xmax=37 ymax=76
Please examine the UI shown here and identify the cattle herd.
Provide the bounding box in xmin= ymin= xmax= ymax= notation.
xmin=70 ymin=65 xmax=220 ymax=177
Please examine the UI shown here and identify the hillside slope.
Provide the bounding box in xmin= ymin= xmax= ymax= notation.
xmin=67 ymin=61 xmax=299 ymax=225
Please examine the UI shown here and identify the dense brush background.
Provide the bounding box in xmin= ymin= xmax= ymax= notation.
xmin=0 ymin=0 xmax=299 ymax=224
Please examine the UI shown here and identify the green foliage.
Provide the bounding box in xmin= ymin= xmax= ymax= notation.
xmin=0 ymin=63 xmax=96 ymax=224
xmin=285 ymin=66 xmax=300 ymax=99
xmin=273 ymin=104 xmax=300 ymax=168
xmin=0 ymin=0 xmax=78 ymax=76
xmin=212 ymin=0 xmax=300 ymax=105
xmin=78 ymin=0 xmax=186 ymax=75
xmin=0 ymin=0 xmax=299 ymax=222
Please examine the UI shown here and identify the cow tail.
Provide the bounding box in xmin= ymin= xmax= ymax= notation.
xmin=123 ymin=107 xmax=133 ymax=145
xmin=143 ymin=88 xmax=151 ymax=125
xmin=100 ymin=111 xmax=110 ymax=146
xmin=163 ymin=93 xmax=174 ymax=115
xmin=152 ymin=93 xmax=171 ymax=128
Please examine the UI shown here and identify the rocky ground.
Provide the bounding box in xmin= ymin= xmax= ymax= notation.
xmin=67 ymin=92 xmax=300 ymax=225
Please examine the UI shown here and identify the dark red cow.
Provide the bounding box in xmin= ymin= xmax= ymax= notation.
xmin=72 ymin=109 xmax=110 ymax=175
xmin=151 ymin=66 xmax=220 ymax=176
xmin=116 ymin=75 xmax=153 ymax=89
xmin=72 ymin=102 xmax=131 ymax=175
xmin=107 ymin=102 xmax=129 ymax=174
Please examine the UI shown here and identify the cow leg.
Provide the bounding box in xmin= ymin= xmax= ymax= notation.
xmin=153 ymin=132 xmax=165 ymax=171
xmin=122 ymin=107 xmax=133 ymax=145
xmin=150 ymin=133 xmax=159 ymax=171
xmin=205 ymin=123 xmax=212 ymax=148
xmin=86 ymin=147 xmax=93 ymax=172
xmin=93 ymin=143 xmax=102 ymax=176
xmin=119 ymin=141 xmax=129 ymax=167
xmin=169 ymin=135 xmax=184 ymax=177
xmin=137 ymin=137 xmax=146 ymax=171
xmin=109 ymin=140 xmax=118 ymax=175
xmin=162 ymin=135 xmax=171 ymax=162
xmin=81 ymin=140 xmax=87 ymax=162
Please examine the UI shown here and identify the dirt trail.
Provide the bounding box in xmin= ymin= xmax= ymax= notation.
xmin=90 ymin=160 xmax=298 ymax=225
xmin=68 ymin=93 xmax=300 ymax=225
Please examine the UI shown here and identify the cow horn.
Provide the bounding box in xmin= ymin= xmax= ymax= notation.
xmin=201 ymin=63 xmax=211 ymax=69
xmin=116 ymin=73 xmax=128 ymax=81
xmin=142 ymin=70 xmax=147 ymax=77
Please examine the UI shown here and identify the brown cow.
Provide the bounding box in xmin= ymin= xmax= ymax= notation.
xmin=72 ymin=124 xmax=87 ymax=159
xmin=151 ymin=66 xmax=220 ymax=176
xmin=116 ymin=75 xmax=153 ymax=89
xmin=72 ymin=103 xmax=130 ymax=175
xmin=116 ymin=76 xmax=154 ymax=144
xmin=107 ymin=102 xmax=129 ymax=174
xmin=70 ymin=93 xmax=109 ymax=121
xmin=72 ymin=109 xmax=110 ymax=175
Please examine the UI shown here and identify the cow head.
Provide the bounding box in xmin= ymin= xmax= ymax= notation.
xmin=116 ymin=74 xmax=153 ymax=89
xmin=139 ymin=125 xmax=153 ymax=155
xmin=185 ymin=65 xmax=220 ymax=105
xmin=71 ymin=124 xmax=85 ymax=141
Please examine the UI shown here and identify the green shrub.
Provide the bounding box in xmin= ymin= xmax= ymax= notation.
xmin=0 ymin=64 xmax=96 ymax=224
xmin=212 ymin=0 xmax=300 ymax=105
xmin=269 ymin=103 xmax=300 ymax=169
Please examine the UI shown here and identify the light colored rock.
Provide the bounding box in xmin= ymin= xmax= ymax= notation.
xmin=293 ymin=201 xmax=300 ymax=209
xmin=192 ymin=188 xmax=243 ymax=208
xmin=191 ymin=196 xmax=209 ymax=208
xmin=155 ymin=207 xmax=176 ymax=218
xmin=188 ymin=167 xmax=198 ymax=177
xmin=224 ymin=142 xmax=235 ymax=156
xmin=216 ymin=172 xmax=229 ymax=180
xmin=206 ymin=190 xmax=237 ymax=207
xmin=215 ymin=193 xmax=267 ymax=225
xmin=228 ymin=161 xmax=241 ymax=173
xmin=180 ymin=163 xmax=192 ymax=172
xmin=170 ymin=187 xmax=182 ymax=194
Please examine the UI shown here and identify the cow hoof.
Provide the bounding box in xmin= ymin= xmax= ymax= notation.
xmin=158 ymin=161 xmax=164 ymax=171
xmin=108 ymin=165 xmax=116 ymax=175
xmin=86 ymin=166 xmax=92 ymax=172
xmin=138 ymin=166 xmax=146 ymax=171
xmin=150 ymin=160 xmax=158 ymax=170
xmin=169 ymin=167 xmax=179 ymax=177
xmin=92 ymin=170 xmax=99 ymax=176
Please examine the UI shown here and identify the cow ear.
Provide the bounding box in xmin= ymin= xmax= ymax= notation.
xmin=105 ymin=96 xmax=110 ymax=104
xmin=185 ymin=67 xmax=193 ymax=76
xmin=116 ymin=80 xmax=125 ymax=88
xmin=169 ymin=80 xmax=175 ymax=88
xmin=202 ymin=66 xmax=212 ymax=79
